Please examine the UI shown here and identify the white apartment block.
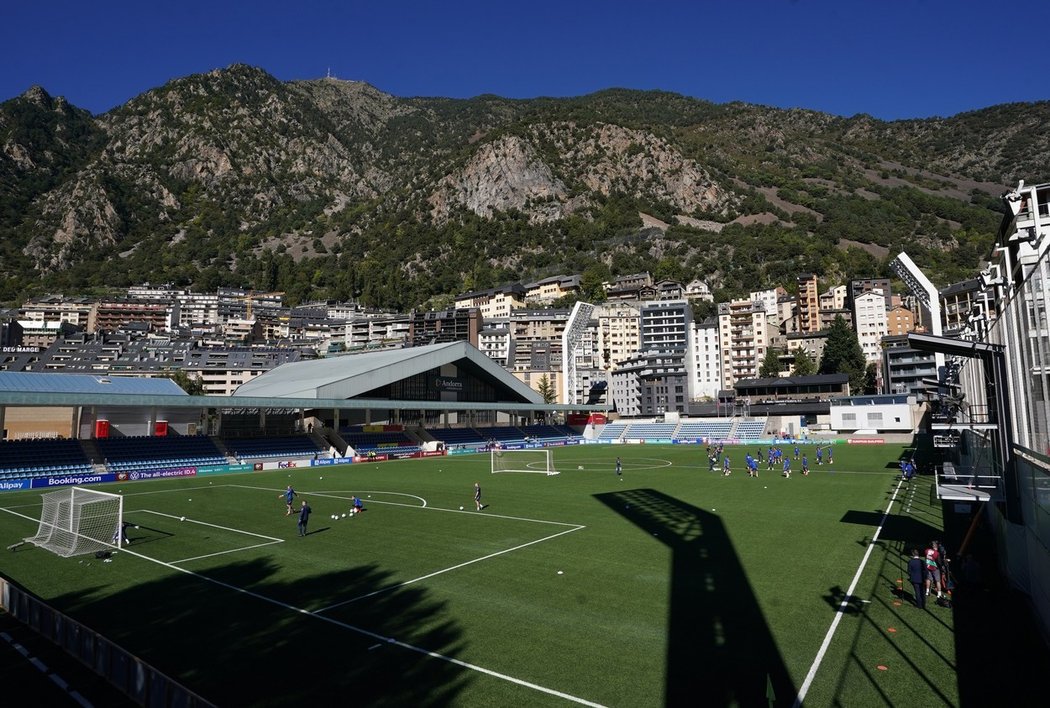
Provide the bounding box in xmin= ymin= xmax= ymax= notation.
xmin=691 ymin=319 xmax=721 ymax=400
xmin=479 ymin=323 xmax=513 ymax=367
xmin=718 ymin=299 xmax=774 ymax=389
xmin=750 ymin=287 xmax=784 ymax=320
xmin=20 ymin=297 xmax=95 ymax=329
xmin=343 ymin=314 xmax=411 ymax=350
xmin=172 ymin=292 xmax=221 ymax=329
xmin=596 ymin=301 xmax=641 ymax=372
xmin=640 ymin=300 xmax=692 ymax=351
xmin=853 ymin=290 xmax=889 ymax=364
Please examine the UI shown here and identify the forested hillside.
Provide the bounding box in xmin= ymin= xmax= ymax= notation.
xmin=1 ymin=64 xmax=1047 ymax=307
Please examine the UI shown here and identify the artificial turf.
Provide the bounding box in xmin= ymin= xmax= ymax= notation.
xmin=0 ymin=442 xmax=968 ymax=706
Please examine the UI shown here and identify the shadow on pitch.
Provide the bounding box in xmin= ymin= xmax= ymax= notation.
xmin=48 ymin=556 xmax=468 ymax=706
xmin=594 ymin=488 xmax=794 ymax=707
xmin=840 ymin=509 xmax=941 ymax=546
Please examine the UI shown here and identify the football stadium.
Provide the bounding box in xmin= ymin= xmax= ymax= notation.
xmin=2 ymin=186 xmax=1050 ymax=706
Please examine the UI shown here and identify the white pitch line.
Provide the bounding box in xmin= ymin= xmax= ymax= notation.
xmin=314 ymin=523 xmax=585 ymax=614
xmin=94 ymin=534 xmax=606 ymax=706
xmin=170 ymin=540 xmax=284 ymax=565
xmin=117 ymin=484 xmax=227 ymax=498
xmin=228 ymin=483 xmax=428 ymax=508
xmin=792 ymin=478 xmax=906 ymax=707
xmin=135 ymin=510 xmax=284 ymax=543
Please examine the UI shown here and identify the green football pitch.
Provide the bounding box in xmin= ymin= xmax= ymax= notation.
xmin=0 ymin=443 xmax=962 ymax=707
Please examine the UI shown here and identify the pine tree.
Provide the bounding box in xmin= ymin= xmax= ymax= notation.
xmin=819 ymin=315 xmax=867 ymax=393
xmin=536 ymin=374 xmax=557 ymax=404
xmin=790 ymin=346 xmax=816 ymax=377
xmin=759 ymin=347 xmax=782 ymax=378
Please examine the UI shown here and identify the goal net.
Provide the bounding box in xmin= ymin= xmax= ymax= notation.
xmin=491 ymin=448 xmax=558 ymax=475
xmin=24 ymin=487 xmax=124 ymax=557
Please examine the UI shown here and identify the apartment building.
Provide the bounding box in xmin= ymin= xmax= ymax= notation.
xmin=796 ymin=273 xmax=821 ymax=334
xmin=718 ymin=299 xmax=773 ymax=389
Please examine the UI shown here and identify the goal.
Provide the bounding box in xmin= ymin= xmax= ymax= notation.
xmin=24 ymin=486 xmax=124 ymax=557
xmin=491 ymin=448 xmax=558 ymax=475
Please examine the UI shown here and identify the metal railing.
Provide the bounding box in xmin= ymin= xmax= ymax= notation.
xmin=0 ymin=576 xmax=215 ymax=707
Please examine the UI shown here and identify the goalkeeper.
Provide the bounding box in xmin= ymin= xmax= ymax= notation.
xmin=112 ymin=520 xmax=131 ymax=546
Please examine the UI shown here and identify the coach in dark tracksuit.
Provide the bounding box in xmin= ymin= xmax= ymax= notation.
xmin=907 ymin=548 xmax=926 ymax=609
xmin=297 ymin=499 xmax=312 ymax=537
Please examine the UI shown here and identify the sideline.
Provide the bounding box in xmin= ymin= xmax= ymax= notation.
xmin=792 ymin=477 xmax=906 ymax=706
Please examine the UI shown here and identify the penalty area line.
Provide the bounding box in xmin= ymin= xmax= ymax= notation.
xmin=169 ymin=540 xmax=284 ymax=565
xmin=314 ymin=523 xmax=586 ymax=614
xmin=792 ymin=477 xmax=906 ymax=707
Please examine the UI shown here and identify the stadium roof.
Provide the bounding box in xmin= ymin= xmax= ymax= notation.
xmin=0 ymin=344 xmax=605 ymax=413
xmin=0 ymin=372 xmax=186 ymax=396
xmin=233 ymin=340 xmax=541 ymax=402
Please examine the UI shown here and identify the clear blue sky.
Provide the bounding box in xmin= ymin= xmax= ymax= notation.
xmin=2 ymin=0 xmax=1045 ymax=120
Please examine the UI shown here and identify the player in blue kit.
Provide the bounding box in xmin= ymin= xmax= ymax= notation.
xmin=279 ymin=485 xmax=297 ymax=516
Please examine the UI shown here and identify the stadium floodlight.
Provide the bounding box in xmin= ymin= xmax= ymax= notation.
xmin=25 ymin=487 xmax=124 ymax=558
xmin=491 ymin=448 xmax=558 ymax=475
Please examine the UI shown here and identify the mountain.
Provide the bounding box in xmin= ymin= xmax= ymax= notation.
xmin=1 ymin=63 xmax=1047 ymax=308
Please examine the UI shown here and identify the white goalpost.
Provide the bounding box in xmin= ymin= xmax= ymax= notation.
xmin=490 ymin=448 xmax=558 ymax=475
xmin=25 ymin=486 xmax=124 ymax=558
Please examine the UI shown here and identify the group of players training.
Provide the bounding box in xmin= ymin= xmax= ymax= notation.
xmin=706 ymin=442 xmax=833 ymax=478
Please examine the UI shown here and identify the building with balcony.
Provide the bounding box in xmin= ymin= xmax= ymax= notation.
xmin=853 ymin=290 xmax=889 ymax=365
xmin=796 ymin=273 xmax=821 ymax=334
xmin=718 ymin=299 xmax=774 ymax=389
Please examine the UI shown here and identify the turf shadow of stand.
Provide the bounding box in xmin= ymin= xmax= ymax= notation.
xmin=43 ymin=557 xmax=470 ymax=706
xmin=594 ymin=488 xmax=794 ymax=707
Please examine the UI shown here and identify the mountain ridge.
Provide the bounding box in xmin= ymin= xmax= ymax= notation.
xmin=1 ymin=64 xmax=1047 ymax=307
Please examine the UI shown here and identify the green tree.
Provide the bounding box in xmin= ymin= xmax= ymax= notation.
xmin=168 ymin=369 xmax=206 ymax=396
xmin=863 ymin=362 xmax=880 ymax=394
xmin=759 ymin=347 xmax=782 ymax=378
xmin=819 ymin=315 xmax=867 ymax=392
xmin=536 ymin=374 xmax=557 ymax=404
xmin=580 ymin=263 xmax=611 ymax=303
xmin=689 ymin=298 xmax=718 ymax=322
xmin=791 ymin=346 xmax=816 ymax=376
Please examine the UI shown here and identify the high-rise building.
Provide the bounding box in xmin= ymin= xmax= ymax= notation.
xmin=853 ymin=291 xmax=889 ymax=365
xmin=691 ymin=318 xmax=721 ymax=400
xmin=718 ymin=299 xmax=773 ymax=389
xmin=609 ymin=300 xmax=694 ymax=416
xmin=796 ymin=274 xmax=821 ymax=333
xmin=596 ymin=302 xmax=641 ymax=372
